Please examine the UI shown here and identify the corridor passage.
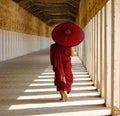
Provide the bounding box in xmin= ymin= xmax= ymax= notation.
xmin=0 ymin=48 xmax=111 ymax=116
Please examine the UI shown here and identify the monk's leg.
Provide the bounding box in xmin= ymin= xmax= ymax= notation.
xmin=63 ymin=61 xmax=73 ymax=93
xmin=53 ymin=67 xmax=69 ymax=101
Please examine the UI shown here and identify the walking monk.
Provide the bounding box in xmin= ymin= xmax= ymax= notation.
xmin=50 ymin=22 xmax=84 ymax=102
xmin=50 ymin=43 xmax=74 ymax=101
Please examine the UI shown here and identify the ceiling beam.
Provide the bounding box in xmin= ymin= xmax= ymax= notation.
xmin=12 ymin=0 xmax=80 ymax=26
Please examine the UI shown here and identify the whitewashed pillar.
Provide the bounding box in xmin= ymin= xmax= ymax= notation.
xmin=94 ymin=14 xmax=98 ymax=88
xmin=89 ymin=20 xmax=93 ymax=78
xmin=9 ymin=31 xmax=12 ymax=58
xmin=12 ymin=32 xmax=16 ymax=57
xmin=2 ymin=30 xmax=6 ymax=61
xmin=6 ymin=31 xmax=9 ymax=59
xmin=97 ymin=11 xmax=102 ymax=93
xmin=92 ymin=18 xmax=95 ymax=83
xmin=112 ymin=0 xmax=120 ymax=115
xmin=106 ymin=0 xmax=112 ymax=107
xmin=101 ymin=6 xmax=107 ymax=100
xmin=0 ymin=30 xmax=2 ymax=61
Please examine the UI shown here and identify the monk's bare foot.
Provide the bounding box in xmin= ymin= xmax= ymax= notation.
xmin=59 ymin=90 xmax=68 ymax=102
xmin=59 ymin=90 xmax=63 ymax=100
xmin=62 ymin=91 xmax=68 ymax=102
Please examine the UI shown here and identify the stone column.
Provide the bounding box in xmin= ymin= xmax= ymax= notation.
xmin=0 ymin=30 xmax=2 ymax=61
xmin=106 ymin=0 xmax=112 ymax=107
xmin=112 ymin=0 xmax=120 ymax=115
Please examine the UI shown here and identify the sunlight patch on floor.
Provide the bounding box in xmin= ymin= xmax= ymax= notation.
xmin=9 ymin=98 xmax=104 ymax=110
xmin=34 ymin=79 xmax=54 ymax=82
xmin=73 ymin=78 xmax=91 ymax=81
xmin=28 ymin=109 xmax=111 ymax=116
xmin=72 ymin=86 xmax=96 ymax=90
xmin=25 ymin=86 xmax=96 ymax=93
xmin=73 ymin=82 xmax=94 ymax=85
xmin=17 ymin=91 xmax=100 ymax=100
xmin=38 ymin=75 xmax=54 ymax=78
xmin=41 ymin=72 xmax=54 ymax=75
xmin=72 ymin=72 xmax=88 ymax=74
xmin=34 ymin=77 xmax=91 ymax=82
xmin=73 ymin=74 xmax=90 ymax=77
xmin=29 ymin=83 xmax=54 ymax=86
xmin=24 ymin=88 xmax=56 ymax=92
xmin=29 ymin=81 xmax=94 ymax=87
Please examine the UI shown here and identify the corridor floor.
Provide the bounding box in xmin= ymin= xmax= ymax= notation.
xmin=0 ymin=48 xmax=111 ymax=116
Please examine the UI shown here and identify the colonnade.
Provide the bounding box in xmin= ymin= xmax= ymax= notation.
xmin=77 ymin=0 xmax=120 ymax=115
xmin=0 ymin=0 xmax=120 ymax=115
xmin=0 ymin=30 xmax=51 ymax=61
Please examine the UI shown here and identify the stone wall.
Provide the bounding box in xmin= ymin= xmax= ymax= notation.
xmin=0 ymin=0 xmax=51 ymax=37
xmin=77 ymin=0 xmax=109 ymax=28
xmin=0 ymin=0 xmax=52 ymax=62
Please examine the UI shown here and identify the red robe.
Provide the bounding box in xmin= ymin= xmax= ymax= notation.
xmin=50 ymin=43 xmax=73 ymax=93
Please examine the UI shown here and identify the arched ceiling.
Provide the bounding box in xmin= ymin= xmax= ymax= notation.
xmin=12 ymin=0 xmax=81 ymax=26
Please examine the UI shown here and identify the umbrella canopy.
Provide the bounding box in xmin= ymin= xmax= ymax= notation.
xmin=51 ymin=22 xmax=84 ymax=47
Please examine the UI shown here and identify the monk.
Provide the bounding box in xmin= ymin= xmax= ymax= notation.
xmin=50 ymin=43 xmax=73 ymax=101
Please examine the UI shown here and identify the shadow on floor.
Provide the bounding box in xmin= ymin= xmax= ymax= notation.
xmin=0 ymin=48 xmax=111 ymax=116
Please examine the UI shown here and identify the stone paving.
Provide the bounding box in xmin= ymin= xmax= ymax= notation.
xmin=0 ymin=48 xmax=111 ymax=116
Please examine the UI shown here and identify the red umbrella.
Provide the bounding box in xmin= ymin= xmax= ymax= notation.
xmin=51 ymin=22 xmax=84 ymax=47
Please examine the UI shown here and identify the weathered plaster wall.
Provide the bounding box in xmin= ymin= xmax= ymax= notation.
xmin=0 ymin=0 xmax=51 ymax=37
xmin=77 ymin=0 xmax=109 ymax=28
xmin=0 ymin=0 xmax=52 ymax=62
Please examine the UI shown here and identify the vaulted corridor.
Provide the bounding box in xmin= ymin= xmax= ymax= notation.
xmin=0 ymin=49 xmax=111 ymax=116
xmin=0 ymin=0 xmax=120 ymax=115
